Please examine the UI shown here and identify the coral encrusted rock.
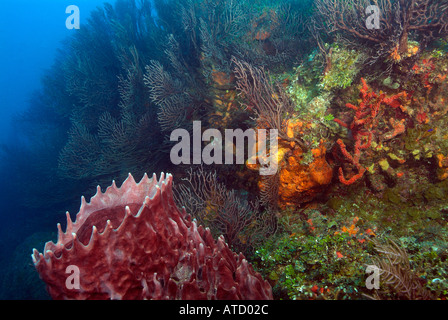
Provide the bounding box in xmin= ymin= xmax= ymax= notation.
xmin=31 ymin=173 xmax=272 ymax=300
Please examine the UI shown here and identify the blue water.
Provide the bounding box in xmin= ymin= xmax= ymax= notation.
xmin=0 ymin=1 xmax=107 ymax=145
xmin=0 ymin=0 xmax=110 ymax=299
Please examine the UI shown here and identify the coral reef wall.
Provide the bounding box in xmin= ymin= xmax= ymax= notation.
xmin=0 ymin=0 xmax=446 ymax=300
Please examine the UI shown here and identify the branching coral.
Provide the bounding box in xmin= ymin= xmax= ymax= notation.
xmin=184 ymin=167 xmax=278 ymax=251
xmin=314 ymin=0 xmax=448 ymax=64
xmin=144 ymin=60 xmax=190 ymax=131
xmin=259 ymin=172 xmax=280 ymax=210
xmin=173 ymin=167 xmax=275 ymax=252
xmin=59 ymin=53 xmax=165 ymax=184
xmin=334 ymin=78 xmax=407 ymax=185
xmin=54 ymin=1 xmax=176 ymax=190
xmin=366 ymin=239 xmax=434 ymax=300
xmin=232 ymin=57 xmax=306 ymax=150
xmin=182 ymin=0 xmax=311 ymax=86
xmin=58 ymin=122 xmax=105 ymax=180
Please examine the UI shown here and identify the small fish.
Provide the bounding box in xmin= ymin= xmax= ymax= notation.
xmin=417 ymin=128 xmax=436 ymax=142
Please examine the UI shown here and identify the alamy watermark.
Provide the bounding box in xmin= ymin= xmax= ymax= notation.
xmin=365 ymin=5 xmax=380 ymax=30
xmin=66 ymin=5 xmax=80 ymax=30
xmin=365 ymin=265 xmax=381 ymax=290
xmin=65 ymin=265 xmax=80 ymax=290
xmin=170 ymin=121 xmax=279 ymax=176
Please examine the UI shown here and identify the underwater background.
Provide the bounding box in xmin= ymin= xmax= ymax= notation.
xmin=0 ymin=0 xmax=448 ymax=300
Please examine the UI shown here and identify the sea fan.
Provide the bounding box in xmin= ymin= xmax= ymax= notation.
xmin=367 ymin=239 xmax=434 ymax=300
